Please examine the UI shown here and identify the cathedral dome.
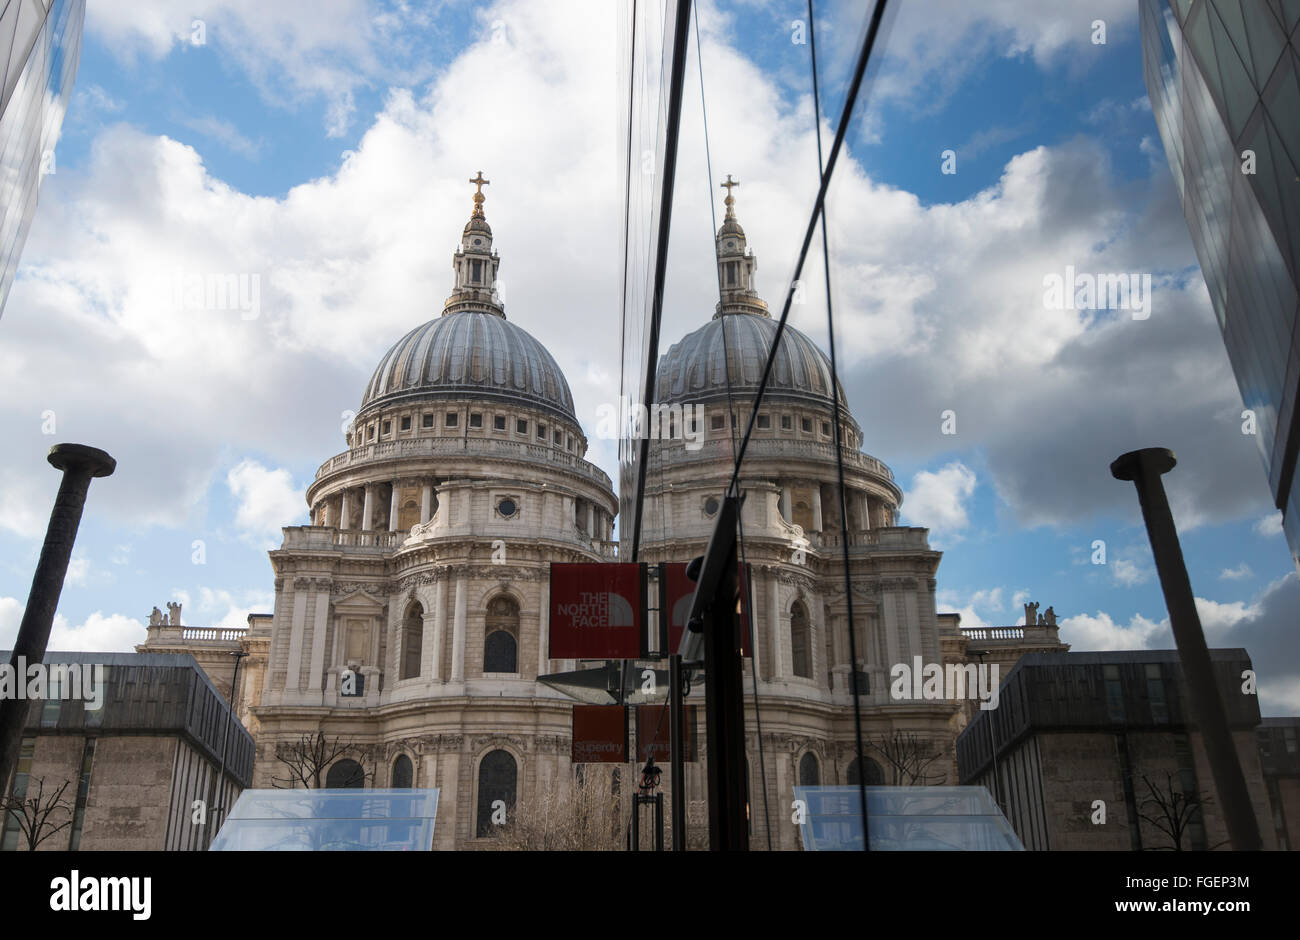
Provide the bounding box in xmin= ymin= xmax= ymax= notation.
xmin=657 ymin=176 xmax=851 ymax=417
xmin=656 ymin=312 xmax=847 ymax=410
xmin=359 ymin=311 xmax=575 ymax=420
xmin=358 ymin=171 xmax=575 ymax=423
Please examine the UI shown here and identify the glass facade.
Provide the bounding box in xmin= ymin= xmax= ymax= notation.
xmin=209 ymin=789 xmax=440 ymax=851
xmin=1140 ymin=0 xmax=1300 ymax=573
xmin=0 ymin=0 xmax=85 ymax=318
xmin=793 ymin=786 xmax=1025 ymax=851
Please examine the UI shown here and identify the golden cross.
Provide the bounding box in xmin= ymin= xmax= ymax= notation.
xmin=469 ymin=171 xmax=490 ymax=218
xmin=721 ymin=174 xmax=739 ymax=217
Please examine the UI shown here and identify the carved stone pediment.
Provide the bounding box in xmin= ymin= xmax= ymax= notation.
xmin=333 ymin=588 xmax=387 ymax=614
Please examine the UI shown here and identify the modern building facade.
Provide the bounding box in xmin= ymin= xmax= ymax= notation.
xmin=1140 ymin=0 xmax=1300 ymax=572
xmin=1256 ymin=715 xmax=1300 ymax=849
xmin=957 ymin=650 xmax=1277 ymax=851
xmin=0 ymin=652 xmax=253 ymax=851
xmin=0 ymin=0 xmax=85 ymax=318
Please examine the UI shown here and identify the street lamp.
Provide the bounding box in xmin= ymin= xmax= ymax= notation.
xmin=967 ymin=648 xmax=1003 ymax=816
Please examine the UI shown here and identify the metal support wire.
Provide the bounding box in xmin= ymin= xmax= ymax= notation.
xmin=693 ymin=1 xmax=772 ymax=851
xmin=629 ymin=0 xmax=695 ymax=563
xmin=725 ymin=0 xmax=891 ymax=501
xmin=807 ymin=0 xmax=869 ymax=851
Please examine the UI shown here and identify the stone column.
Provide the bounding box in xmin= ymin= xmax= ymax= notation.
xmin=362 ymin=485 xmax=374 ymax=531
xmin=339 ymin=490 xmax=352 ymax=530
xmin=421 ymin=482 xmax=433 ymax=524
xmin=451 ymin=576 xmax=467 ymax=682
xmin=769 ymin=575 xmax=784 ymax=680
xmin=586 ymin=505 xmax=595 ymax=537
xmin=781 ymin=485 xmax=793 ymax=523
xmin=859 ymin=492 xmax=870 ymax=530
xmin=286 ymin=585 xmax=307 ymax=691
xmin=538 ymin=578 xmax=550 ymax=676
xmin=307 ymin=585 xmax=330 ymax=698
xmin=430 ymin=579 xmax=446 ymax=680
xmin=389 ymin=482 xmax=400 ymax=532
xmin=811 ymin=484 xmax=823 ymax=531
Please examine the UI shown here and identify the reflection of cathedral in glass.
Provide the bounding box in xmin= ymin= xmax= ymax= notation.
xmin=1140 ymin=0 xmax=1300 ymax=574
xmin=0 ymin=0 xmax=85 ymax=318
xmin=145 ymin=177 xmax=1013 ymax=850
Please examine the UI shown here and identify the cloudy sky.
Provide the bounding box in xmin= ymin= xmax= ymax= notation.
xmin=1 ymin=0 xmax=1296 ymax=714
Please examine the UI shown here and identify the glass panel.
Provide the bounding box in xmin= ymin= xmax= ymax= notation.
xmin=794 ymin=786 xmax=1024 ymax=851
xmin=211 ymin=789 xmax=439 ymax=851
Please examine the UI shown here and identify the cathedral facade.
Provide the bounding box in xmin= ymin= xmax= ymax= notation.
xmin=142 ymin=178 xmax=1062 ymax=849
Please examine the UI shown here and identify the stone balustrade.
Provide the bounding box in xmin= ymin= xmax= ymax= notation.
xmin=648 ymin=437 xmax=894 ymax=482
xmin=961 ymin=624 xmax=1063 ymax=645
xmin=314 ymin=435 xmax=612 ymax=488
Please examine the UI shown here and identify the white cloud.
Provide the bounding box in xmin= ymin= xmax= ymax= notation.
xmin=176 ymin=114 xmax=262 ymax=158
xmin=1111 ymin=557 xmax=1153 ymax=587
xmin=1059 ymin=610 xmax=1165 ymax=651
xmin=191 ymin=586 xmax=275 ymax=627
xmin=227 ymin=460 xmax=305 ymax=547
xmin=84 ymin=0 xmax=436 ymax=137
xmin=901 ymin=461 xmax=977 ymax=542
xmin=0 ymin=601 xmax=145 ymax=653
xmin=1219 ymin=562 xmax=1253 ymax=581
xmin=1254 ymin=512 xmax=1284 ymax=537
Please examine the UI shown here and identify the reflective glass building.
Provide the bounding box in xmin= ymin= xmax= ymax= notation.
xmin=1140 ymin=1 xmax=1300 ymax=572
xmin=0 ymin=0 xmax=85 ymax=319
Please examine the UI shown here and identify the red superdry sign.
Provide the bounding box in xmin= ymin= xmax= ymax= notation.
xmin=572 ymin=705 xmax=628 ymax=763
xmin=549 ymin=563 xmax=644 ymax=659
xmin=664 ymin=562 xmax=751 ymax=657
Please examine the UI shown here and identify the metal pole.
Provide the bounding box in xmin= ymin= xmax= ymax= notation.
xmin=1111 ymin=448 xmax=1262 ymax=851
xmin=631 ymin=793 xmax=640 ymax=852
xmin=211 ymin=649 xmax=247 ymax=845
xmin=669 ymin=653 xmax=685 ymax=851
xmin=655 ymin=792 xmax=664 ymax=851
xmin=703 ymin=538 xmax=747 ymax=850
xmin=0 ymin=444 xmax=114 ymax=789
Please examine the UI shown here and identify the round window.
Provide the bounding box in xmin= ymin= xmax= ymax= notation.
xmin=704 ymin=497 xmax=720 ymax=516
xmin=726 ymin=241 xmax=735 ymax=249
xmin=473 ymin=238 xmax=483 ymax=245
xmin=498 ymin=498 xmax=517 ymax=517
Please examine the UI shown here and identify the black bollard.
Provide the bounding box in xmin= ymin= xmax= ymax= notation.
xmin=0 ymin=444 xmax=115 ymax=790
xmin=1111 ymin=447 xmax=1262 ymax=851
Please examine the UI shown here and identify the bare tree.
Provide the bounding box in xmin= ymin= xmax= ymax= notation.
xmin=1 ymin=777 xmax=74 ymax=851
xmin=1137 ymin=772 xmax=1227 ymax=851
xmin=271 ymin=731 xmax=371 ymax=789
xmin=486 ymin=768 xmax=627 ymax=851
xmin=867 ymin=731 xmax=948 ymax=786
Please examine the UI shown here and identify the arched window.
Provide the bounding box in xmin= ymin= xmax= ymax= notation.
xmin=790 ymin=601 xmax=811 ymax=678
xmin=326 ymin=758 xmax=365 ymax=788
xmin=392 ymin=754 xmax=413 ymax=788
xmin=476 ymin=750 xmax=518 ymax=837
xmin=401 ymin=601 xmax=423 ymax=680
xmin=847 ymin=756 xmax=884 ymax=786
xmin=799 ymin=751 xmax=820 ymax=787
xmin=484 ymin=596 xmax=519 ymax=674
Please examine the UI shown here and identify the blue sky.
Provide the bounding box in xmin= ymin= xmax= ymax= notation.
xmin=1 ymin=0 xmax=1296 ymax=714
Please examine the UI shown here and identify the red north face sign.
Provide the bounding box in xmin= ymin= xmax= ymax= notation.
xmin=664 ymin=562 xmax=751 ymax=657
xmin=571 ymin=705 xmax=628 ymax=763
xmin=549 ymin=563 xmax=644 ymax=659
